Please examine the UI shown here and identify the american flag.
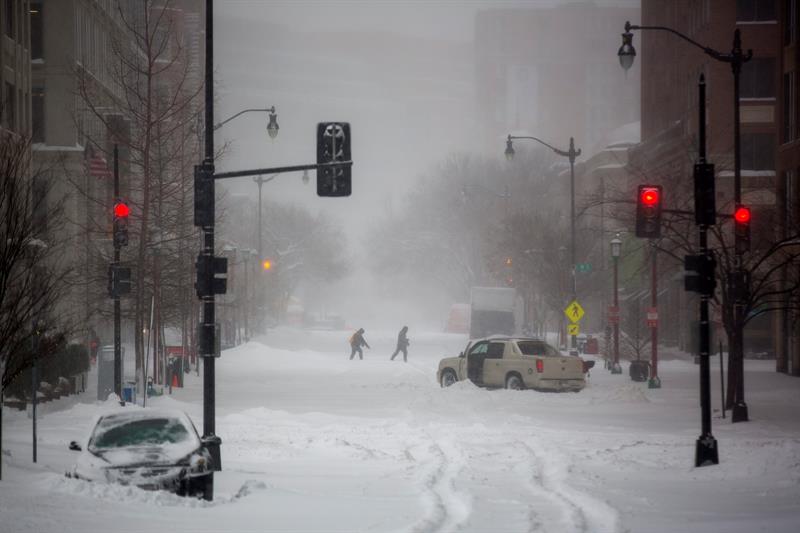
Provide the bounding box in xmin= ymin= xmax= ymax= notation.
xmin=85 ymin=147 xmax=112 ymax=179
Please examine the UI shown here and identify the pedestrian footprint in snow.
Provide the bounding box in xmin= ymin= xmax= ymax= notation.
xmin=390 ymin=326 xmax=410 ymax=362
xmin=349 ymin=328 xmax=370 ymax=360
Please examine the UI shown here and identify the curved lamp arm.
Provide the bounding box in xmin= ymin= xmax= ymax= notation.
xmin=624 ymin=21 xmax=752 ymax=64
xmin=214 ymin=106 xmax=277 ymax=131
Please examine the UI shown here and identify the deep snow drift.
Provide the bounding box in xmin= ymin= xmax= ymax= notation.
xmin=1 ymin=327 xmax=799 ymax=533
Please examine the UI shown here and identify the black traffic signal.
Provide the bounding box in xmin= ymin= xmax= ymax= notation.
xmin=684 ymin=252 xmax=716 ymax=296
xmin=729 ymin=268 xmax=751 ymax=304
xmin=316 ymin=122 xmax=352 ymax=197
xmin=734 ymin=204 xmax=751 ymax=254
xmin=113 ymin=201 xmax=130 ymax=247
xmin=694 ymin=162 xmax=716 ymax=226
xmin=108 ymin=265 xmax=132 ymax=297
xmin=635 ymin=185 xmax=663 ymax=239
xmin=194 ymin=162 xmax=214 ymax=227
xmin=195 ymin=254 xmax=227 ymax=297
xmin=198 ymin=322 xmax=222 ymax=358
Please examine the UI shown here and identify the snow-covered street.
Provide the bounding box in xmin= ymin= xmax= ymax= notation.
xmin=2 ymin=328 xmax=799 ymax=533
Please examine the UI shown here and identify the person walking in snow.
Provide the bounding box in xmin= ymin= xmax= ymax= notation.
xmin=349 ymin=328 xmax=370 ymax=360
xmin=390 ymin=326 xmax=410 ymax=362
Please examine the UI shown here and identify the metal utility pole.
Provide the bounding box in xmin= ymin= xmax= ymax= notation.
xmin=113 ymin=145 xmax=122 ymax=399
xmin=649 ymin=241 xmax=660 ymax=388
xmin=200 ymin=0 xmax=220 ymax=500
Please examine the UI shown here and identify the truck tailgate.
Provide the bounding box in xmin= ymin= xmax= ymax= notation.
xmin=542 ymin=356 xmax=584 ymax=380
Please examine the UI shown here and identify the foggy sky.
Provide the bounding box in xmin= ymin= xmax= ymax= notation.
xmin=213 ymin=0 xmax=639 ymax=325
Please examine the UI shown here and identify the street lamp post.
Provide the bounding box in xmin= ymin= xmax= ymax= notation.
xmin=506 ymin=134 xmax=581 ymax=351
xmin=618 ymin=19 xmax=751 ymax=421
xmin=610 ymin=235 xmax=622 ymax=374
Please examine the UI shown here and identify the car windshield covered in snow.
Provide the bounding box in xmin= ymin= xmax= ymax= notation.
xmin=90 ymin=415 xmax=191 ymax=450
xmin=516 ymin=340 xmax=561 ymax=357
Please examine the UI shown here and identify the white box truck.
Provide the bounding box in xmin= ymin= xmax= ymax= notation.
xmin=469 ymin=287 xmax=523 ymax=339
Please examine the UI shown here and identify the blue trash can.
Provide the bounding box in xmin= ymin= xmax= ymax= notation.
xmin=122 ymin=382 xmax=136 ymax=404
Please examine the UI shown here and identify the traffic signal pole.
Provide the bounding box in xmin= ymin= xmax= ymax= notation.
xmin=695 ymin=74 xmax=719 ymax=467
xmin=113 ymin=145 xmax=121 ymax=400
xmin=200 ymin=0 xmax=219 ymax=502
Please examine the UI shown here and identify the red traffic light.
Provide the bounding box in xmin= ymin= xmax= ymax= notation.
xmin=114 ymin=202 xmax=130 ymax=218
xmin=734 ymin=206 xmax=751 ymax=223
xmin=640 ymin=187 xmax=660 ymax=206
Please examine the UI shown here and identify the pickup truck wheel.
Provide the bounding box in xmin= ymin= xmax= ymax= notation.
xmin=440 ymin=369 xmax=457 ymax=388
xmin=505 ymin=374 xmax=524 ymax=390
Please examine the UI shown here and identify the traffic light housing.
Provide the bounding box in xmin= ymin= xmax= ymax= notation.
xmin=316 ymin=122 xmax=352 ymax=197
xmin=113 ymin=201 xmax=130 ymax=247
xmin=684 ymin=252 xmax=716 ymax=296
xmin=694 ymin=163 xmax=716 ymax=226
xmin=194 ymin=162 xmax=214 ymax=227
xmin=734 ymin=204 xmax=751 ymax=254
xmin=108 ymin=265 xmax=132 ymax=297
xmin=729 ymin=268 xmax=751 ymax=303
xmin=195 ymin=254 xmax=228 ymax=297
xmin=636 ymin=185 xmax=662 ymax=239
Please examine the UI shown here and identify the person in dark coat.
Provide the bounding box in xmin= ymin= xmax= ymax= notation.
xmin=390 ymin=326 xmax=410 ymax=362
xmin=349 ymin=328 xmax=370 ymax=360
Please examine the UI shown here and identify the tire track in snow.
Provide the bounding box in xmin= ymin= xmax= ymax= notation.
xmin=519 ymin=440 xmax=621 ymax=533
xmin=407 ymin=437 xmax=471 ymax=533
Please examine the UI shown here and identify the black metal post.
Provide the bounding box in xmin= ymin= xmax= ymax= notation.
xmin=201 ymin=0 xmax=218 ymax=500
xmin=113 ymin=145 xmax=122 ymax=400
xmin=568 ymin=137 xmax=577 ymax=351
xmin=31 ymin=319 xmax=39 ymax=463
xmin=613 ymin=254 xmax=620 ymax=370
xmin=31 ymin=354 xmax=37 ymax=463
xmin=695 ymin=74 xmax=719 ymax=467
xmin=730 ymin=28 xmax=748 ymax=423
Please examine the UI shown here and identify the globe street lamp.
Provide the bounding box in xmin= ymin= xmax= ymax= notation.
xmin=610 ymin=234 xmax=622 ymax=374
xmin=618 ymin=20 xmax=752 ymax=421
xmin=506 ymin=134 xmax=582 ymax=351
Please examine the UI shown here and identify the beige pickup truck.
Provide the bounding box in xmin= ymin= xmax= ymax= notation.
xmin=437 ymin=337 xmax=594 ymax=391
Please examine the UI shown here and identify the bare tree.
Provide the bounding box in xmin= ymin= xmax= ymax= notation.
xmin=0 ymin=134 xmax=71 ymax=479
xmin=73 ymin=2 xmax=203 ymax=385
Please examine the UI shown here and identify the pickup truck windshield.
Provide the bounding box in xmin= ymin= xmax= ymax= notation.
xmin=517 ymin=341 xmax=560 ymax=357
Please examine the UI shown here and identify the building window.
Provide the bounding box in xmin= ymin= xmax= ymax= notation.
xmin=32 ymin=87 xmax=44 ymax=143
xmin=737 ymin=0 xmax=777 ymax=21
xmin=741 ymin=132 xmax=776 ymax=170
xmin=31 ymin=2 xmax=43 ymax=60
xmin=784 ymin=72 xmax=797 ymax=143
xmin=785 ymin=170 xmax=797 ymax=232
xmin=786 ymin=0 xmax=798 ymax=44
xmin=741 ymin=58 xmax=776 ymax=98
xmin=3 ymin=82 xmax=15 ymax=130
xmin=4 ymin=0 xmax=13 ymax=37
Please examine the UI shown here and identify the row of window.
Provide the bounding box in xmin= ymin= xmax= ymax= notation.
xmin=737 ymin=0 xmax=777 ymax=22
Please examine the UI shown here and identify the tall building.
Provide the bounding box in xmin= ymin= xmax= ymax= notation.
xmin=474 ymin=1 xmax=640 ymax=156
xmin=631 ymin=0 xmax=780 ymax=357
xmin=776 ymin=0 xmax=800 ymax=375
xmin=0 ymin=0 xmax=31 ymax=136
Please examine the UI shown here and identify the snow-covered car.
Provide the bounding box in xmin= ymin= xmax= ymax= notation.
xmin=437 ymin=337 xmax=594 ymax=391
xmin=67 ymin=409 xmax=216 ymax=498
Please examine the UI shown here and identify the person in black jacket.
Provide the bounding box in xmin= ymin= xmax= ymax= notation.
xmin=390 ymin=326 xmax=410 ymax=362
xmin=349 ymin=328 xmax=370 ymax=360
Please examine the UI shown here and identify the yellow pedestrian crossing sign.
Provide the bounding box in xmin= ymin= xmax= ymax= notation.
xmin=567 ymin=324 xmax=580 ymax=336
xmin=564 ymin=300 xmax=585 ymax=323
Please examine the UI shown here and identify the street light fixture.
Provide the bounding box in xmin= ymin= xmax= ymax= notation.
xmin=618 ymin=19 xmax=752 ymax=422
xmin=617 ymin=27 xmax=636 ymax=71
xmin=505 ymin=133 xmax=582 ymax=351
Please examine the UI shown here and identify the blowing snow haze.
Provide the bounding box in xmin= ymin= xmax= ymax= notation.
xmin=214 ymin=0 xmax=639 ymax=325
